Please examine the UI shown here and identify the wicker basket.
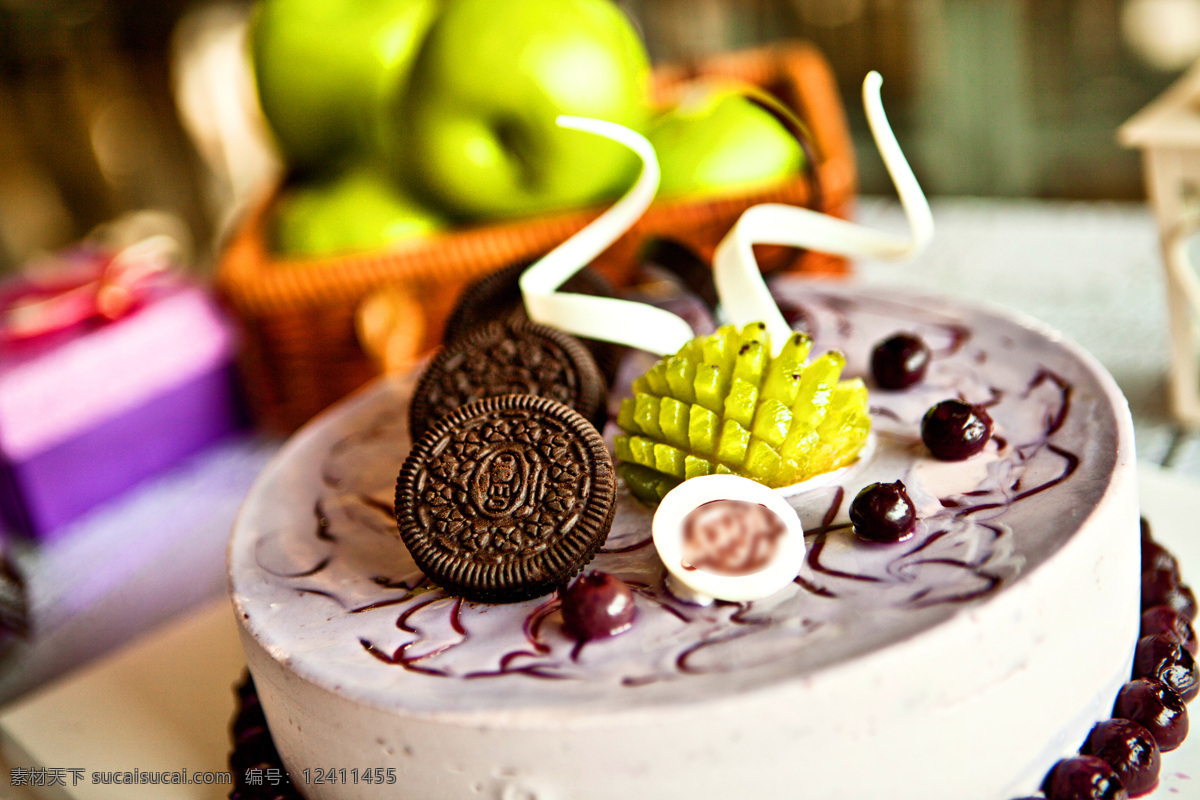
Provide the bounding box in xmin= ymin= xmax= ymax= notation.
xmin=216 ymin=41 xmax=857 ymax=433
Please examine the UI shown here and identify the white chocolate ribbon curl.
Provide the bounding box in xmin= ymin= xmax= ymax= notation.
xmin=519 ymin=116 xmax=695 ymax=355
xmin=713 ymin=72 xmax=934 ymax=352
xmin=521 ymin=72 xmax=933 ymax=357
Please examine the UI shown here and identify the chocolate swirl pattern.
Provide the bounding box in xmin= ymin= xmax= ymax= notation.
xmin=232 ymin=283 xmax=1122 ymax=713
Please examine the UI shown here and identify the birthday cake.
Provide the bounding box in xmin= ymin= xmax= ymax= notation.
xmin=229 ymin=274 xmax=1142 ymax=800
xmin=225 ymin=76 xmax=1173 ymax=800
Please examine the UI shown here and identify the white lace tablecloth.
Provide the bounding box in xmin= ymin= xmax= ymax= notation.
xmin=0 ymin=197 xmax=1193 ymax=707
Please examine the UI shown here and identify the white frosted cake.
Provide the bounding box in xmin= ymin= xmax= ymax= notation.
xmin=229 ymin=280 xmax=1139 ymax=800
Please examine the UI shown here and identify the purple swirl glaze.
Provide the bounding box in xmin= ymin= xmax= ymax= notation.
xmin=231 ymin=282 xmax=1123 ymax=712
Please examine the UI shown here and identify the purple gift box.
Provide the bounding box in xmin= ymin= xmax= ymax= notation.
xmin=0 ymin=280 xmax=244 ymax=539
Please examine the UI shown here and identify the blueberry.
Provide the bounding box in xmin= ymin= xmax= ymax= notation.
xmin=1081 ymin=719 xmax=1161 ymax=797
xmin=1133 ymin=635 xmax=1199 ymax=703
xmin=1141 ymin=566 xmax=1178 ymax=606
xmin=1141 ymin=606 xmax=1198 ymax=655
xmin=871 ymin=333 xmax=931 ymax=390
xmin=921 ymin=400 xmax=993 ymax=461
xmin=849 ymin=481 xmax=917 ymax=543
xmin=1113 ymin=679 xmax=1189 ymax=752
xmin=1141 ymin=538 xmax=1179 ymax=577
xmin=1174 ymin=585 xmax=1198 ymax=621
xmin=1141 ymin=568 xmax=1197 ymax=620
xmin=1043 ymin=756 xmax=1128 ymax=800
xmin=560 ymin=572 xmax=636 ymax=642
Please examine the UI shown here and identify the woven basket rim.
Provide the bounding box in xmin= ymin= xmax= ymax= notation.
xmin=215 ymin=40 xmax=855 ymax=313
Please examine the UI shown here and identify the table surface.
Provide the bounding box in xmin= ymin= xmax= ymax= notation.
xmin=1 ymin=196 xmax=1197 ymax=708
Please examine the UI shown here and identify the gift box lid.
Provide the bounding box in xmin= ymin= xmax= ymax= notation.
xmin=0 ymin=280 xmax=237 ymax=462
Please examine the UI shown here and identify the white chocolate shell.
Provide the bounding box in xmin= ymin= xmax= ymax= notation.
xmin=653 ymin=474 xmax=806 ymax=603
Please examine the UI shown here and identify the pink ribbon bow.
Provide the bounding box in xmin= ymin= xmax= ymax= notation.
xmin=0 ymin=236 xmax=177 ymax=346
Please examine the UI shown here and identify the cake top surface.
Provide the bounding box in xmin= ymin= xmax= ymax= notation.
xmin=229 ymin=280 xmax=1131 ymax=715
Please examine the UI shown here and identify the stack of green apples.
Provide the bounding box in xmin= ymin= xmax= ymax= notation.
xmin=252 ymin=0 xmax=807 ymax=259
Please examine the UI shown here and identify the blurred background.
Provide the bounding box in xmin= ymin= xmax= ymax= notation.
xmin=0 ymin=0 xmax=1192 ymax=274
xmin=4 ymin=0 xmax=1200 ymax=753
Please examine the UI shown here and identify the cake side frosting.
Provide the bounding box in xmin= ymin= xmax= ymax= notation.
xmin=229 ymin=281 xmax=1139 ymax=800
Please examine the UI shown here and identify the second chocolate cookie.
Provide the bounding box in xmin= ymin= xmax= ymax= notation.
xmin=409 ymin=317 xmax=607 ymax=440
xmin=442 ymin=260 xmax=623 ymax=386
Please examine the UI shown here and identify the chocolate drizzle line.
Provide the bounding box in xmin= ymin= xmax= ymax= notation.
xmin=374 ymin=575 xmax=426 ymax=590
xmin=256 ymin=554 xmax=332 ymax=580
xmin=902 ymin=529 xmax=953 ymax=558
xmin=255 ymin=514 xmax=334 ymax=579
xmin=1017 ymin=445 xmax=1080 ymax=503
xmin=907 ymin=571 xmax=1002 ymax=609
xmin=356 ymin=594 xmax=469 ymax=677
xmin=945 ymin=444 xmax=1078 ymax=525
xmin=464 ymin=665 xmax=571 ymax=681
xmin=322 ymin=413 xmax=399 ymax=489
xmin=977 ymin=386 xmax=1005 ymax=408
xmin=794 ymin=574 xmax=837 ymax=598
xmin=315 ymin=501 xmax=335 ymax=541
xmin=822 ymin=487 xmax=845 ymax=529
xmin=677 ymin=629 xmax=760 ymax=675
xmin=600 ymin=536 xmax=654 ymax=554
xmin=870 ymin=406 xmax=904 ymax=423
xmin=459 ymin=598 xmax=567 ymax=680
xmin=359 ymin=637 xmax=450 ymax=677
xmin=450 ymin=597 xmax=466 ymax=636
xmin=807 ymin=532 xmax=884 ymax=583
xmin=803 ymin=522 xmax=852 ymax=539
xmin=357 ymin=494 xmax=396 ymax=520
xmin=1025 ymin=369 xmax=1072 ymax=435
xmin=297 ymin=587 xmax=343 ymax=607
xmin=629 ymin=582 xmax=692 ymax=624
xmin=351 ymin=595 xmax=415 ymax=614
xmin=674 ymin=611 xmax=817 ymax=677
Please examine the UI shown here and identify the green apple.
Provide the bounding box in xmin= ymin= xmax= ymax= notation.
xmin=648 ymin=87 xmax=805 ymax=200
xmin=272 ymin=168 xmax=445 ymax=258
xmin=397 ymin=0 xmax=651 ymax=220
xmin=250 ymin=0 xmax=443 ymax=170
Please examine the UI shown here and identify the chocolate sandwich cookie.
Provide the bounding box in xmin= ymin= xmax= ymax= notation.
xmin=410 ymin=317 xmax=607 ymax=440
xmin=443 ymin=260 xmax=622 ymax=384
xmin=396 ymin=394 xmax=616 ymax=604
